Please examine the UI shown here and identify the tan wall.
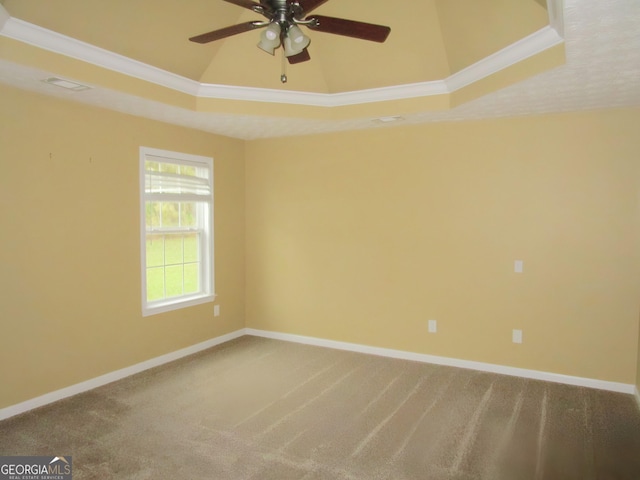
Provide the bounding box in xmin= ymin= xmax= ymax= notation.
xmin=2 ymin=81 xmax=639 ymax=409
xmin=637 ymin=313 xmax=640 ymax=394
xmin=245 ymin=108 xmax=640 ymax=385
xmin=0 ymin=85 xmax=245 ymax=409
xmin=636 ymin=160 xmax=640 ymax=394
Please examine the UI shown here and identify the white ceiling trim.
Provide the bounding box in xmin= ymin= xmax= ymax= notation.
xmin=547 ymin=0 xmax=565 ymax=37
xmin=0 ymin=15 xmax=199 ymax=95
xmin=196 ymin=80 xmax=450 ymax=107
xmin=446 ymin=26 xmax=563 ymax=92
xmin=0 ymin=1 xmax=564 ymax=108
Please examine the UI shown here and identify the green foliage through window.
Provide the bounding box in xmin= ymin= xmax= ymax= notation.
xmin=146 ymin=233 xmax=200 ymax=301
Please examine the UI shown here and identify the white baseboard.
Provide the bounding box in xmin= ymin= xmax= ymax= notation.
xmin=245 ymin=328 xmax=636 ymax=395
xmin=0 ymin=329 xmax=245 ymax=421
xmin=2 ymin=327 xmax=636 ymax=421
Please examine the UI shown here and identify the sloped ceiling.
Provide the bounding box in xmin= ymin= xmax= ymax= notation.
xmin=0 ymin=0 xmax=638 ymax=139
xmin=1 ymin=0 xmax=549 ymax=91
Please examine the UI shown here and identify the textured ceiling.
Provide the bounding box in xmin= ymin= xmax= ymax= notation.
xmin=0 ymin=0 xmax=638 ymax=139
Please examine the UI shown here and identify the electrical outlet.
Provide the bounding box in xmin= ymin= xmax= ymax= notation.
xmin=428 ymin=319 xmax=437 ymax=333
xmin=512 ymin=329 xmax=523 ymax=344
xmin=214 ymin=305 xmax=220 ymax=317
xmin=514 ymin=260 xmax=524 ymax=273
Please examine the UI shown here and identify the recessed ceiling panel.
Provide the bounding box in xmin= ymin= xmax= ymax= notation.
xmin=435 ymin=0 xmax=550 ymax=73
xmin=310 ymin=0 xmax=452 ymax=93
xmin=2 ymin=0 xmax=243 ymax=80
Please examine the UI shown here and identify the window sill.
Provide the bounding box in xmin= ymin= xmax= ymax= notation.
xmin=142 ymin=293 xmax=216 ymax=317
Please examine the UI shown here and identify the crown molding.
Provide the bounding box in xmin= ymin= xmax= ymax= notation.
xmin=326 ymin=81 xmax=449 ymax=107
xmin=547 ymin=0 xmax=565 ymax=37
xmin=196 ymin=80 xmax=449 ymax=107
xmin=0 ymin=13 xmax=199 ymax=96
xmin=0 ymin=2 xmax=564 ymax=107
xmin=446 ymin=25 xmax=564 ymax=92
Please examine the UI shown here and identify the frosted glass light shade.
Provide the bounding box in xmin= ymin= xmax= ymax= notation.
xmin=284 ymin=25 xmax=310 ymax=57
xmin=257 ymin=23 xmax=281 ymax=55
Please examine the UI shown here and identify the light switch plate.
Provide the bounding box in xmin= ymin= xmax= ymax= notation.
xmin=428 ymin=319 xmax=437 ymax=333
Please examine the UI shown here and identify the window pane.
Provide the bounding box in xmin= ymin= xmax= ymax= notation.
xmin=165 ymin=235 xmax=183 ymax=265
xmin=181 ymin=165 xmax=196 ymax=177
xmin=146 ymin=201 xmax=161 ymax=229
xmin=184 ymin=233 xmax=198 ymax=262
xmin=147 ymin=267 xmax=164 ymax=301
xmin=184 ymin=263 xmax=199 ymax=294
xmin=160 ymin=162 xmax=179 ymax=174
xmin=146 ymin=235 xmax=164 ymax=267
xmin=145 ymin=160 xmax=160 ymax=172
xmin=161 ymin=202 xmax=179 ymax=228
xmin=180 ymin=202 xmax=196 ymax=227
xmin=165 ymin=265 xmax=183 ymax=297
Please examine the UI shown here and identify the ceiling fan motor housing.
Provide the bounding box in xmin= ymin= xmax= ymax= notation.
xmin=272 ymin=0 xmax=291 ymax=26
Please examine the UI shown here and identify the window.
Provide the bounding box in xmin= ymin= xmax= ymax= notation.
xmin=140 ymin=147 xmax=214 ymax=316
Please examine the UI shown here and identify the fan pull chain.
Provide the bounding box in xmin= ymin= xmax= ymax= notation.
xmin=280 ymin=47 xmax=287 ymax=83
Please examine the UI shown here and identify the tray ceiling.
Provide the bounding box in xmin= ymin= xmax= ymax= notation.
xmin=0 ymin=0 xmax=638 ymax=139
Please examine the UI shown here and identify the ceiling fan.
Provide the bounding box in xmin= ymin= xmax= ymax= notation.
xmin=189 ymin=0 xmax=391 ymax=82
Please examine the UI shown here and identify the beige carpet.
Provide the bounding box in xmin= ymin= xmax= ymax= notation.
xmin=1 ymin=335 xmax=639 ymax=479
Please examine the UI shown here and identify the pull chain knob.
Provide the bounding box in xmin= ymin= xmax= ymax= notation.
xmin=280 ymin=45 xmax=287 ymax=83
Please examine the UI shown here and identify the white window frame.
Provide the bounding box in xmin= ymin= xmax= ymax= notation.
xmin=139 ymin=146 xmax=215 ymax=316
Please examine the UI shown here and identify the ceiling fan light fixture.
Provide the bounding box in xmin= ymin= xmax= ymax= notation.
xmin=287 ymin=25 xmax=306 ymax=45
xmin=283 ymin=36 xmax=302 ymax=57
xmin=257 ymin=22 xmax=281 ymax=55
xmin=284 ymin=26 xmax=310 ymax=57
xmin=190 ymin=0 xmax=391 ymax=72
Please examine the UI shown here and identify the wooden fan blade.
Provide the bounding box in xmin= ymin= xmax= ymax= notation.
xmin=287 ymin=48 xmax=311 ymax=64
xmin=296 ymin=0 xmax=330 ymax=14
xmin=189 ymin=21 xmax=263 ymax=44
xmin=307 ymin=15 xmax=391 ymax=42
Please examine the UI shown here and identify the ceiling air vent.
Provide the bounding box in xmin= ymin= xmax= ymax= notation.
xmin=42 ymin=77 xmax=92 ymax=91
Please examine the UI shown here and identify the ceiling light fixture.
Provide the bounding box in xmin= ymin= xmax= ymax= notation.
xmin=257 ymin=22 xmax=281 ymax=55
xmin=42 ymin=77 xmax=92 ymax=91
xmin=283 ymin=25 xmax=311 ymax=57
xmin=189 ymin=0 xmax=391 ymax=84
xmin=256 ymin=20 xmax=311 ymax=82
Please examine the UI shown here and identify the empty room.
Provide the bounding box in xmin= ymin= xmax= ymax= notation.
xmin=1 ymin=0 xmax=640 ymax=478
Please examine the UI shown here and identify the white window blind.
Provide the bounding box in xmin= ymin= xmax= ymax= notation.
xmin=144 ymin=155 xmax=211 ymax=199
